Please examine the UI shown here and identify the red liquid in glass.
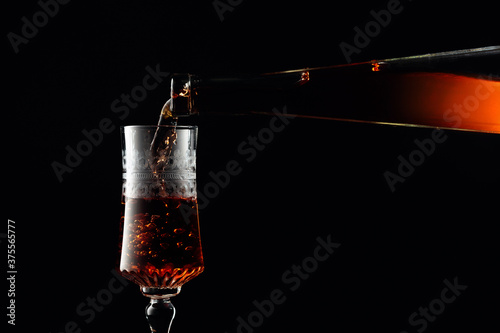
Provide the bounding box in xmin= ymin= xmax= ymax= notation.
xmin=119 ymin=197 xmax=204 ymax=289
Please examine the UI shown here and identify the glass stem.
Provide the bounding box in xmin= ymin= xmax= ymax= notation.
xmin=145 ymin=298 xmax=176 ymax=333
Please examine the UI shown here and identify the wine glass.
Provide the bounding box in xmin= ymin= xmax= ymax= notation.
xmin=118 ymin=125 xmax=204 ymax=333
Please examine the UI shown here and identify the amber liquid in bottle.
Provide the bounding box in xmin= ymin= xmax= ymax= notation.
xmin=280 ymin=68 xmax=500 ymax=133
xmin=165 ymin=46 xmax=500 ymax=133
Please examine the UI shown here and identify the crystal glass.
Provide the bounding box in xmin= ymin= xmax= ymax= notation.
xmin=118 ymin=125 xmax=204 ymax=333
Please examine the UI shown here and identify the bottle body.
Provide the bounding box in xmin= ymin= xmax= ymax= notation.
xmin=166 ymin=46 xmax=500 ymax=133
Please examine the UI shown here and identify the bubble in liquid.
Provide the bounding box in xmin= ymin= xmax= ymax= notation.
xmin=141 ymin=240 xmax=151 ymax=247
xmin=144 ymin=222 xmax=157 ymax=231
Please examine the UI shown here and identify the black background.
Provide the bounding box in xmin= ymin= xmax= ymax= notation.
xmin=5 ymin=0 xmax=499 ymax=332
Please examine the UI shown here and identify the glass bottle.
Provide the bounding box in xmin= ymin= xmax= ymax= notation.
xmin=161 ymin=46 xmax=500 ymax=133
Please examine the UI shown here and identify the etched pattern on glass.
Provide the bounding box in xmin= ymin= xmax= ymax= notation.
xmin=122 ymin=127 xmax=196 ymax=199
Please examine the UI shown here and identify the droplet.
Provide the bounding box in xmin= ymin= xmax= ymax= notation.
xmin=300 ymin=71 xmax=310 ymax=84
xmin=174 ymin=228 xmax=185 ymax=234
xmin=184 ymin=246 xmax=193 ymax=251
xmin=371 ymin=61 xmax=387 ymax=72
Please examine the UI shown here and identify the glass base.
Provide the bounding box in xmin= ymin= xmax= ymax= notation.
xmin=142 ymin=287 xmax=180 ymax=333
xmin=145 ymin=298 xmax=176 ymax=333
xmin=142 ymin=286 xmax=181 ymax=299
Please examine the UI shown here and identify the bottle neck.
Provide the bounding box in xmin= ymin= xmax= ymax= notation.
xmin=167 ymin=72 xmax=309 ymax=117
